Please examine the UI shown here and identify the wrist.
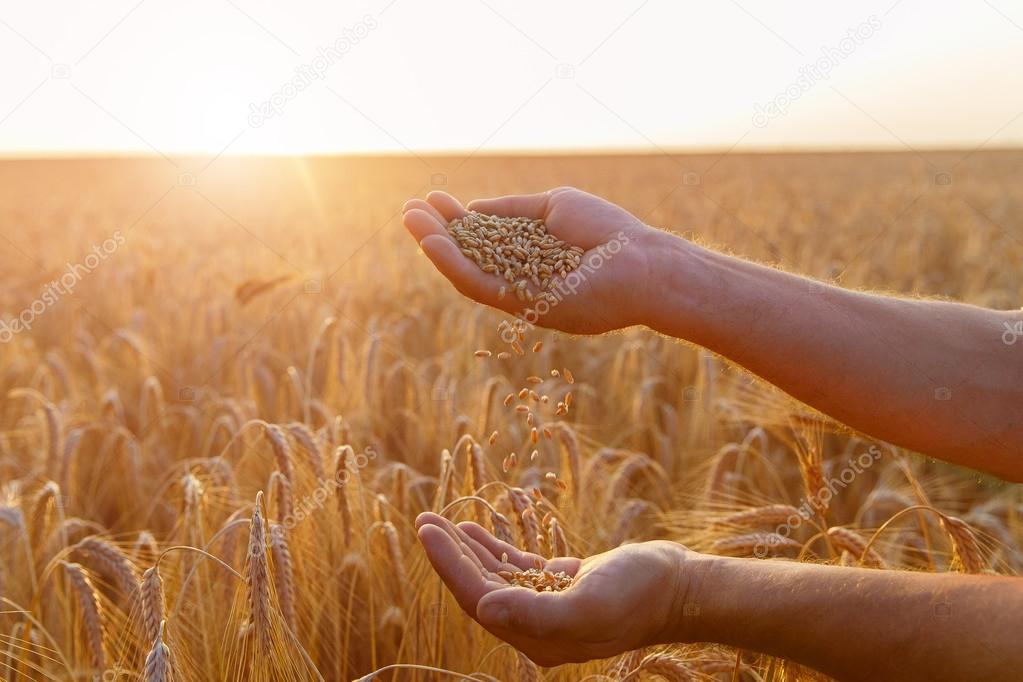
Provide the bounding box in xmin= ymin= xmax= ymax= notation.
xmin=647 ymin=546 xmax=725 ymax=646
xmin=661 ymin=551 xmax=747 ymax=645
xmin=640 ymin=230 xmax=712 ymax=340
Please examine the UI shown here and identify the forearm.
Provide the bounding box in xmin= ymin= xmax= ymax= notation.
xmin=644 ymin=232 xmax=1023 ymax=480
xmin=675 ymin=555 xmax=1023 ymax=681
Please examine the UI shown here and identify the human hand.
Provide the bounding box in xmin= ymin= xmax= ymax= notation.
xmin=402 ymin=188 xmax=675 ymax=334
xmin=415 ymin=512 xmax=697 ymax=667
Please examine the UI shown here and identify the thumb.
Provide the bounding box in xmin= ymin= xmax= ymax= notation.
xmin=476 ymin=588 xmax=579 ymax=638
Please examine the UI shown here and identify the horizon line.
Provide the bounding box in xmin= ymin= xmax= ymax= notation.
xmin=0 ymin=143 xmax=1020 ymax=161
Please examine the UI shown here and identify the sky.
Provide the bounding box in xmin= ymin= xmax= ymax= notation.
xmin=0 ymin=0 xmax=1021 ymax=156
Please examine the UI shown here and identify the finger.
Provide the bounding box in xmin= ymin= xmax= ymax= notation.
xmin=466 ymin=190 xmax=554 ymax=219
xmin=419 ymin=235 xmax=513 ymax=308
xmin=476 ymin=583 xmax=584 ymax=638
xmin=415 ymin=511 xmax=445 ymax=530
xmin=403 ymin=208 xmax=449 ymax=244
xmin=416 ymin=513 xmax=508 ymax=574
xmin=415 ymin=512 xmax=489 ymax=574
xmin=426 ymin=191 xmax=468 ymax=222
xmin=417 ymin=524 xmax=491 ymax=617
xmin=458 ymin=521 xmax=549 ymax=571
xmin=402 ymin=198 xmax=447 ymax=226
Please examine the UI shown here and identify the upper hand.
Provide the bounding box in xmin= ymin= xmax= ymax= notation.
xmin=415 ymin=512 xmax=693 ymax=667
xmin=402 ymin=187 xmax=669 ymax=334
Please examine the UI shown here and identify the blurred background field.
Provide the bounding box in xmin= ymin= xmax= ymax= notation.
xmin=0 ymin=150 xmax=1021 ymax=680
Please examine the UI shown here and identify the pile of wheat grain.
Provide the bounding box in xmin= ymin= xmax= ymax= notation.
xmin=447 ymin=211 xmax=583 ymax=302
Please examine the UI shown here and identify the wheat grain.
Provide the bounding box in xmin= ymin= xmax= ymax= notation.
xmin=474 ymin=350 xmax=491 ymax=358
xmin=498 ymin=567 xmax=573 ymax=592
xmin=447 ymin=212 xmax=582 ymax=295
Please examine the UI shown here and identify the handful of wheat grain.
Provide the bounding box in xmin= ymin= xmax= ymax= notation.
xmin=447 ymin=212 xmax=584 ymax=302
xmin=498 ymin=568 xmax=574 ymax=592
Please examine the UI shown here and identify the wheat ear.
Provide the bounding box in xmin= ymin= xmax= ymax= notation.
xmin=61 ymin=561 xmax=105 ymax=670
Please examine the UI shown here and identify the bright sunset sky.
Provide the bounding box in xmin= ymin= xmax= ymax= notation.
xmin=1 ymin=0 xmax=1021 ymax=155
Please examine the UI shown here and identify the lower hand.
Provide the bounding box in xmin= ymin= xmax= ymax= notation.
xmin=415 ymin=512 xmax=697 ymax=667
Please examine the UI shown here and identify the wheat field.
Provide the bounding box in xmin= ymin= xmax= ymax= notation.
xmin=0 ymin=151 xmax=1021 ymax=681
